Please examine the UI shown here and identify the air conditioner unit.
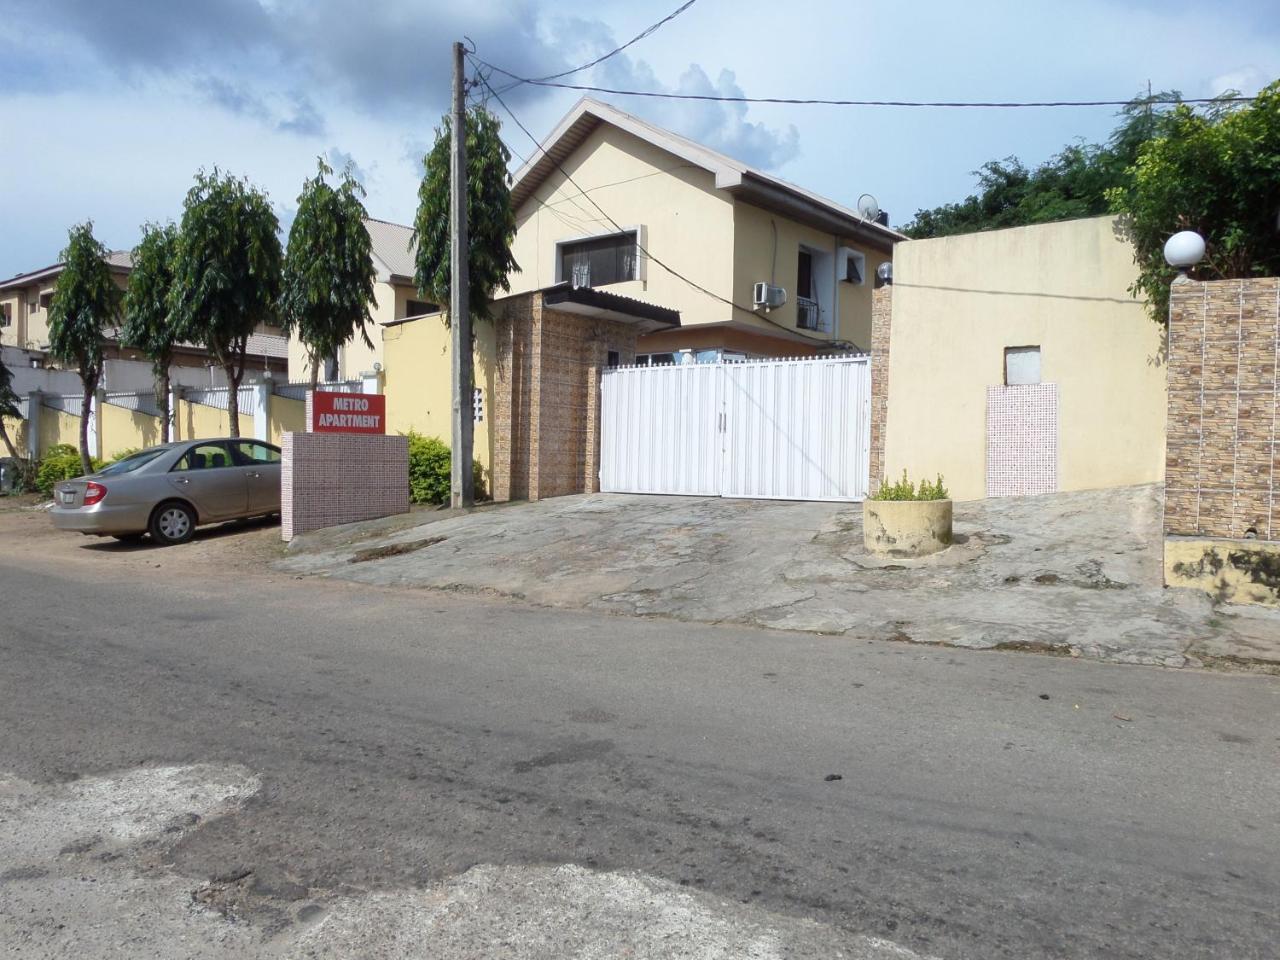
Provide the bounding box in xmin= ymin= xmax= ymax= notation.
xmin=753 ymin=282 xmax=787 ymax=309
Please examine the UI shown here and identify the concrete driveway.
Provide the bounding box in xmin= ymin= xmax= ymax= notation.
xmin=280 ymin=485 xmax=1280 ymax=670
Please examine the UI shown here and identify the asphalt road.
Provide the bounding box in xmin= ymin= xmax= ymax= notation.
xmin=2 ymin=541 xmax=1278 ymax=958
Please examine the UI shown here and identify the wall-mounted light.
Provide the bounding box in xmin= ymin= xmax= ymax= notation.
xmin=875 ymin=261 xmax=893 ymax=286
xmin=1163 ymin=231 xmax=1205 ymax=277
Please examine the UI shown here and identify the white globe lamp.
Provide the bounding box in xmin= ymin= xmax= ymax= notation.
xmin=1163 ymin=231 xmax=1205 ymax=274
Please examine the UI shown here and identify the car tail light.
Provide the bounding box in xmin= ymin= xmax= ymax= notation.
xmin=83 ymin=482 xmax=107 ymax=506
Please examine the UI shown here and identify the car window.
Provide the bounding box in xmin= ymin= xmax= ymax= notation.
xmin=230 ymin=441 xmax=281 ymax=466
xmin=172 ymin=443 xmax=234 ymax=471
xmin=98 ymin=448 xmax=168 ymax=476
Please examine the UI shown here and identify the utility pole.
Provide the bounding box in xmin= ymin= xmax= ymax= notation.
xmin=449 ymin=39 xmax=474 ymax=508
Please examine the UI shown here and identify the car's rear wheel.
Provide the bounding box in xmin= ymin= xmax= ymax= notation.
xmin=149 ymin=501 xmax=196 ymax=546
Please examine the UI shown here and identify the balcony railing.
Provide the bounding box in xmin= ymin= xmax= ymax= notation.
xmin=796 ymin=296 xmax=825 ymax=332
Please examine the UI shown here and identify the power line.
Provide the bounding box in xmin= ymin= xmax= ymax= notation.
xmin=497 ymin=0 xmax=700 ymax=92
xmin=470 ymin=62 xmax=846 ymax=348
xmin=475 ymin=64 xmax=1255 ymax=109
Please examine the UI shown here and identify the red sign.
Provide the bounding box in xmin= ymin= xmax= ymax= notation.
xmin=311 ymin=391 xmax=386 ymax=434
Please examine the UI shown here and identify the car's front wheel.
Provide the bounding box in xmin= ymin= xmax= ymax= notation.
xmin=149 ymin=501 xmax=196 ymax=546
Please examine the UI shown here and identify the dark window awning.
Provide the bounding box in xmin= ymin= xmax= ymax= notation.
xmin=542 ymin=283 xmax=679 ymax=334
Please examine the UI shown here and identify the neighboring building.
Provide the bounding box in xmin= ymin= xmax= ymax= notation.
xmin=507 ymin=98 xmax=904 ymax=360
xmin=870 ymin=215 xmax=1167 ymax=501
xmin=285 ymin=218 xmax=439 ymax=382
xmin=0 ymin=252 xmax=288 ymax=382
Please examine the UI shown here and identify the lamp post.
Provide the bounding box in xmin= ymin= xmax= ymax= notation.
xmin=1163 ymin=230 xmax=1205 ymax=279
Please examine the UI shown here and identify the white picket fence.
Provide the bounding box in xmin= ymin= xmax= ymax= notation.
xmin=600 ymin=355 xmax=872 ymax=502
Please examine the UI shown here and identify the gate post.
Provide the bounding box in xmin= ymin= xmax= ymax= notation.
xmin=25 ymin=391 xmax=41 ymax=460
xmin=253 ymin=378 xmax=271 ymax=441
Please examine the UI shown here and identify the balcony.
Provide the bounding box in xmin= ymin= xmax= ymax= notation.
xmin=796 ymin=296 xmax=825 ymax=332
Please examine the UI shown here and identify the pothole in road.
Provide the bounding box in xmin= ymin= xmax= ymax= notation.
xmin=348 ymin=535 xmax=447 ymax=563
xmin=0 ymin=763 xmax=261 ymax=860
xmin=0 ymin=766 xmax=943 ymax=959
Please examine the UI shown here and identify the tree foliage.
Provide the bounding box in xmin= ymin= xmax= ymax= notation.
xmin=48 ymin=221 xmax=121 ymax=472
xmin=0 ymin=351 xmax=18 ymax=422
xmin=170 ymin=170 xmax=282 ymax=436
xmin=0 ymin=349 xmax=24 ymax=470
xmin=413 ymin=108 xmax=519 ymax=323
xmin=902 ymin=92 xmax=1185 ymax=239
xmin=1108 ymin=81 xmax=1280 ymax=323
xmin=281 ymin=159 xmax=377 ymax=387
xmin=122 ymin=221 xmax=180 ymax=442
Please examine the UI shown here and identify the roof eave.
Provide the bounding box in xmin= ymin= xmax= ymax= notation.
xmin=728 ymin=174 xmax=902 ymax=254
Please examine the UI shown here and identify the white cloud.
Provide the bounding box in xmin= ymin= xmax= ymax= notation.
xmin=1 ymin=0 xmax=1277 ymax=274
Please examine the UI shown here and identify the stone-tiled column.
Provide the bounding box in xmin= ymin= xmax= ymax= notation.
xmin=1164 ymin=276 xmax=1280 ymax=541
xmin=867 ymin=284 xmax=893 ymax=489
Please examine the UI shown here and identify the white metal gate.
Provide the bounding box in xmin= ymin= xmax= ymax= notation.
xmin=599 ymin=355 xmax=871 ymax=501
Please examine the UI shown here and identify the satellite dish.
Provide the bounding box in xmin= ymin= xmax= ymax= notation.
xmin=856 ymin=193 xmax=881 ymax=222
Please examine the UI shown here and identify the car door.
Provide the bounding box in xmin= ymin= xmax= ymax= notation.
xmin=168 ymin=442 xmax=247 ymax=521
xmin=230 ymin=440 xmax=282 ymax=515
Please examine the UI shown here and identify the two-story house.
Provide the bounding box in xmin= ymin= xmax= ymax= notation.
xmin=506 ymin=98 xmax=903 ymax=360
xmin=0 ymin=252 xmax=289 ymax=383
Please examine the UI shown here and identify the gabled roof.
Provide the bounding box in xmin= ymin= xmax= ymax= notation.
xmin=364 ymin=217 xmax=417 ymax=284
xmin=510 ymin=98 xmax=906 ymax=254
xmin=0 ymin=250 xmax=133 ymax=292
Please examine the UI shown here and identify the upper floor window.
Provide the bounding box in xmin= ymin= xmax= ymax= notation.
xmin=404 ymin=299 xmax=438 ymax=318
xmin=0 ymin=304 xmax=10 ymax=327
xmin=39 ymin=292 xmax=53 ymax=310
xmin=797 ymin=250 xmax=814 ymax=301
xmin=559 ymin=231 xmax=638 ymax=289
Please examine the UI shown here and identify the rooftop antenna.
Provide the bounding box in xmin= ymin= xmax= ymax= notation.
xmin=856 ymin=194 xmax=881 ymax=223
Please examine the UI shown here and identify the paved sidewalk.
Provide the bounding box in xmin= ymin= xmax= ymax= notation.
xmin=279 ymin=485 xmax=1280 ymax=671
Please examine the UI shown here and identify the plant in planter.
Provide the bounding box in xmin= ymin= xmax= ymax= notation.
xmin=864 ymin=470 xmax=953 ymax=556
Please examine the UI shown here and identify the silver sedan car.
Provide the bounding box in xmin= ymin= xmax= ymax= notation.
xmin=51 ymin=438 xmax=282 ymax=545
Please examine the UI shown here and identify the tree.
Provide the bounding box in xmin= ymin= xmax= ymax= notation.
xmin=48 ymin=222 xmax=121 ymax=473
xmin=413 ymin=107 xmax=519 ymax=322
xmin=281 ymin=159 xmax=377 ymax=388
xmin=1109 ymin=82 xmax=1280 ymax=323
xmin=170 ymin=170 xmax=282 ymax=437
xmin=122 ymin=222 xmax=180 ymax=443
xmin=0 ymin=350 xmax=23 ymax=463
xmin=902 ymin=91 xmax=1184 ymax=239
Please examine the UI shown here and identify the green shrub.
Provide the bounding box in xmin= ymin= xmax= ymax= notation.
xmin=35 ymin=444 xmax=105 ymax=496
xmin=108 ymin=447 xmax=142 ymax=463
xmin=870 ymin=470 xmax=949 ymax=502
xmin=405 ymin=431 xmax=487 ymax=505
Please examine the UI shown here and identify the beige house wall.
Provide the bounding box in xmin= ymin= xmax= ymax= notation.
xmin=2 ymin=415 xmax=28 ymax=456
xmin=174 ymin=398 xmax=254 ymax=442
xmin=882 ymin=216 xmax=1167 ymax=501
xmin=38 ymin=408 xmax=83 ymax=456
xmin=285 ymin=279 xmax=425 ymax=382
xmin=98 ymin=404 xmax=162 ymax=459
xmin=1 ymin=292 xmax=27 ymax=348
xmin=380 ymin=311 xmax=496 ymax=479
xmin=269 ymin=396 xmax=307 ymax=445
xmin=509 ymin=124 xmax=735 ymax=326
xmin=730 ymin=202 xmax=890 ymax=351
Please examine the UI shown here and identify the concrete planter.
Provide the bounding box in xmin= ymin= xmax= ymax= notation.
xmin=863 ymin=499 xmax=953 ymax=557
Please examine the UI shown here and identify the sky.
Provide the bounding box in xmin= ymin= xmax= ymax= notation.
xmin=1 ymin=0 xmax=1277 ymax=278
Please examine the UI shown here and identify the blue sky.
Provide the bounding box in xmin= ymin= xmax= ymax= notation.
xmin=1 ymin=0 xmax=1276 ymax=278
